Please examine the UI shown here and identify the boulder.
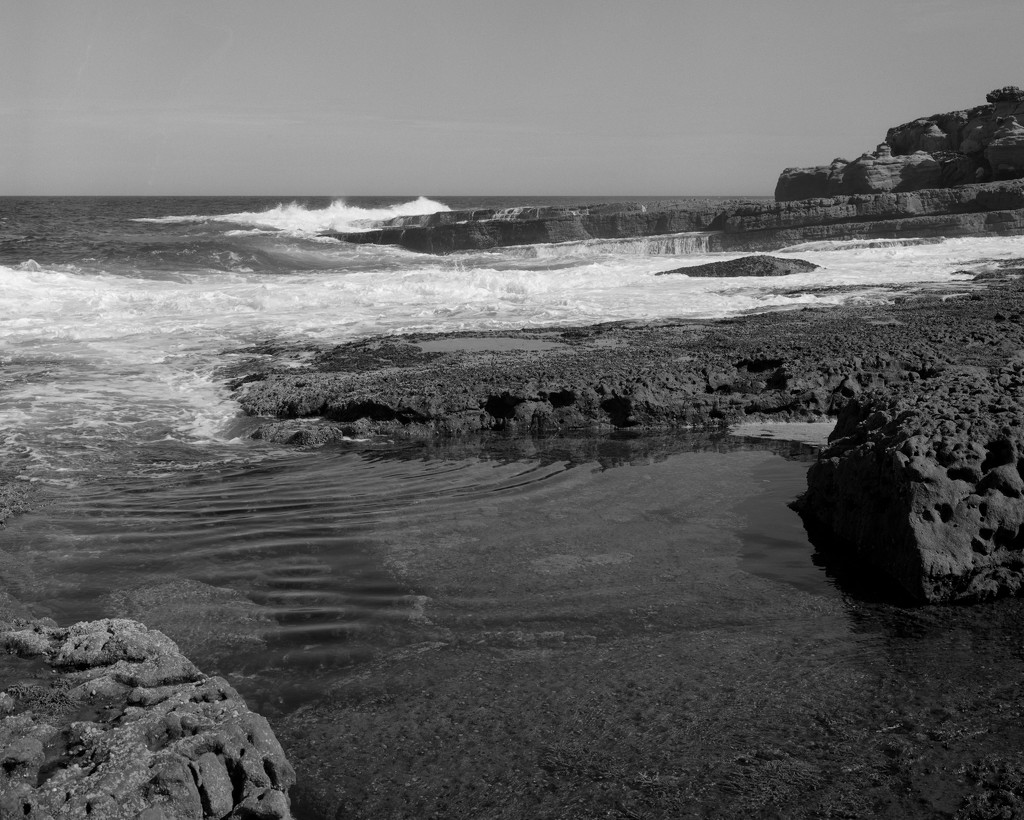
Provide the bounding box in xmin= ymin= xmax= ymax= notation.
xmin=0 ymin=618 xmax=295 ymax=819
xmin=774 ymin=158 xmax=849 ymax=201
xmin=794 ymin=363 xmax=1024 ymax=604
xmin=840 ymin=145 xmax=943 ymax=194
xmin=657 ymin=255 xmax=819 ymax=277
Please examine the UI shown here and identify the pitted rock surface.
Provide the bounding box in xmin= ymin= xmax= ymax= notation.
xmin=795 ymin=364 xmax=1024 ymax=604
xmin=0 ymin=618 xmax=295 ymax=820
xmin=235 ymin=275 xmax=1024 ymax=603
xmin=237 ymin=277 xmax=1024 ymax=444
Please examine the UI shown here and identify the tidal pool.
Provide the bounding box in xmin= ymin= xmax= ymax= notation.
xmin=3 ymin=434 xmax=1023 ymax=818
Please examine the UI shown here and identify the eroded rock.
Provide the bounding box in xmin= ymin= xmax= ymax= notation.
xmin=777 ymin=86 xmax=1024 ymax=201
xmin=795 ymin=365 xmax=1024 ymax=603
xmin=0 ymin=618 xmax=295 ymax=819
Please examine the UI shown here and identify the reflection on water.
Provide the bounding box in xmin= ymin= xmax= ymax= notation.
xmin=5 ymin=433 xmax=1024 ymax=817
xmin=2 ymin=434 xmax=820 ymax=705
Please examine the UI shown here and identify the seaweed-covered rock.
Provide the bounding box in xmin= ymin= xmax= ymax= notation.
xmin=657 ymin=255 xmax=819 ymax=278
xmin=0 ymin=618 xmax=295 ymax=819
xmin=794 ymin=365 xmax=1024 ymax=603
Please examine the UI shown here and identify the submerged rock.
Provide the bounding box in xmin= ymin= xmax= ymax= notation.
xmin=0 ymin=617 xmax=295 ymax=819
xmin=657 ymin=254 xmax=819 ymax=278
xmin=795 ymin=364 xmax=1024 ymax=603
xmin=104 ymin=579 xmax=275 ymax=663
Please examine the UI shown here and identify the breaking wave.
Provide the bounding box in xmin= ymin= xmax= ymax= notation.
xmin=134 ymin=196 xmax=450 ymax=236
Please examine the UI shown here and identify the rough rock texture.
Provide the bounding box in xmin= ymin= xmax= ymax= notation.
xmin=236 ymin=274 xmax=1024 ymax=443
xmin=0 ymin=618 xmax=295 ymax=819
xmin=331 ymin=200 xmax=740 ymax=254
xmin=236 ymin=273 xmax=1024 ymax=604
xmin=717 ymin=180 xmax=1024 ymax=252
xmin=776 ymin=86 xmax=1024 ymax=201
xmin=795 ymin=361 xmax=1024 ymax=604
xmin=773 ymin=158 xmax=851 ymax=202
xmin=0 ymin=475 xmax=36 ymax=528
xmin=656 ymin=254 xmax=819 ymax=278
xmin=986 ymin=116 xmax=1024 ymax=180
xmin=326 ymin=180 xmax=1024 ymax=256
xmin=841 ymin=145 xmax=943 ymax=194
xmin=777 ymin=146 xmax=943 ymax=200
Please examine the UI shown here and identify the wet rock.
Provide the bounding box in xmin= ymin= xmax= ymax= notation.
xmin=104 ymin=579 xmax=274 ymax=664
xmin=238 ymin=279 xmax=1024 ymax=446
xmin=329 ymin=180 xmax=1024 ymax=256
xmin=657 ymin=254 xmax=819 ymax=278
xmin=328 ymin=199 xmax=739 ymax=254
xmin=795 ymin=365 xmax=1024 ymax=603
xmin=0 ymin=617 xmax=295 ymax=819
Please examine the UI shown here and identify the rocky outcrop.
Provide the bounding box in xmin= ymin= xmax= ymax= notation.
xmin=0 ymin=618 xmax=295 ymax=820
xmin=717 ymin=180 xmax=1024 ymax=252
xmin=326 ymin=180 xmax=1024 ymax=256
xmin=986 ymin=116 xmax=1024 ymax=180
xmin=656 ymin=255 xmax=819 ymax=277
xmin=236 ymin=273 xmax=1024 ymax=605
xmin=795 ymin=361 xmax=1024 ymax=604
xmin=776 ymin=86 xmax=1024 ymax=201
xmin=776 ymin=146 xmax=943 ymax=200
xmin=773 ymin=159 xmax=850 ymax=202
xmin=236 ymin=274 xmax=1024 ymax=444
xmin=331 ymin=200 xmax=739 ymax=254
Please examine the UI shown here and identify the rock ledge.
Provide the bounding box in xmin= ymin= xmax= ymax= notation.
xmin=0 ymin=617 xmax=295 ymax=820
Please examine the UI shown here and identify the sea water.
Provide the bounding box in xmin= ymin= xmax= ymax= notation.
xmin=4 ymin=196 xmax=1024 ymax=816
xmin=3 ymin=194 xmax=1021 ymax=481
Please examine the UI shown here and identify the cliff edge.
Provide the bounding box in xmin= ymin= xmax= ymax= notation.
xmin=776 ymin=86 xmax=1024 ymax=201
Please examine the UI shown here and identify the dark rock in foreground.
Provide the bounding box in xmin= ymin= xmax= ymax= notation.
xmin=657 ymin=254 xmax=819 ymax=277
xmin=795 ymin=363 xmax=1024 ymax=604
xmin=0 ymin=618 xmax=295 ymax=819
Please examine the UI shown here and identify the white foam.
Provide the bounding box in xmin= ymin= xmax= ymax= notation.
xmin=2 ymin=233 xmax=1022 ymax=478
xmin=134 ymin=197 xmax=450 ymax=236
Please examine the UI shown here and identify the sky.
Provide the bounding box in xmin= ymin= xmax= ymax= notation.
xmin=4 ymin=0 xmax=1024 ymax=196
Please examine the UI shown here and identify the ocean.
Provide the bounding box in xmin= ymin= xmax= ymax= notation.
xmin=5 ymin=196 xmax=1024 ymax=817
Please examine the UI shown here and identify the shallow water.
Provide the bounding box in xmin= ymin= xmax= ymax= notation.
xmin=0 ymin=434 xmax=822 ymax=709
xmin=5 ymin=197 xmax=1024 ymax=815
xmin=5 ymin=428 xmax=1024 ymax=815
xmin=3 ymin=196 xmax=1024 ymax=482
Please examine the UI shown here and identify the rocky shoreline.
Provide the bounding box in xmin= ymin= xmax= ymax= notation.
xmin=0 ymin=617 xmax=295 ymax=819
xmin=8 ymin=82 xmax=1024 ymax=817
xmin=326 ymin=179 xmax=1024 ymax=255
xmin=233 ymin=264 xmax=1024 ymax=605
xmin=7 ymin=265 xmax=1024 ymax=817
